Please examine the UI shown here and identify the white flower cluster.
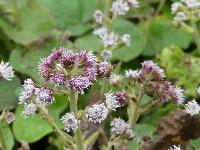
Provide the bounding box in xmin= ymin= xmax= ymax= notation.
xmin=125 ymin=69 xmax=140 ymax=80
xmin=60 ymin=112 xmax=80 ymax=132
xmin=19 ymin=79 xmax=55 ymax=118
xmin=93 ymin=27 xmax=131 ymax=48
xmin=105 ymin=91 xmax=120 ymax=110
xmin=86 ymin=103 xmax=109 ymax=124
xmin=168 ymin=145 xmax=182 ymax=150
xmin=111 ymin=0 xmax=139 ymax=16
xmin=110 ymin=118 xmax=135 ymax=139
xmin=0 ymin=61 xmax=14 ymax=81
xmin=184 ymin=99 xmax=200 ymax=116
xmin=109 ymin=74 xmax=122 ymax=85
xmin=171 ymin=0 xmax=200 ymax=22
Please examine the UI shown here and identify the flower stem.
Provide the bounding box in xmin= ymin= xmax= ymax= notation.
xmin=69 ymin=92 xmax=84 ymax=150
xmin=129 ymin=85 xmax=144 ymax=127
xmin=0 ymin=110 xmax=7 ymax=150
xmin=104 ymin=0 xmax=112 ymax=25
xmin=190 ymin=19 xmax=200 ymax=55
xmin=155 ymin=0 xmax=166 ymax=15
xmin=12 ymin=0 xmax=20 ymax=27
xmin=39 ymin=107 xmax=76 ymax=150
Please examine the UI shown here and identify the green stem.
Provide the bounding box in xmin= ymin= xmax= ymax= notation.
xmin=155 ymin=0 xmax=166 ymax=15
xmin=0 ymin=110 xmax=7 ymax=150
xmin=12 ymin=0 xmax=20 ymax=27
xmin=129 ymin=85 xmax=144 ymax=127
xmin=190 ymin=19 xmax=200 ymax=55
xmin=69 ymin=92 xmax=84 ymax=150
xmin=40 ymin=108 xmax=76 ymax=150
xmin=104 ymin=0 xmax=112 ymax=25
xmin=0 ymin=125 xmax=7 ymax=150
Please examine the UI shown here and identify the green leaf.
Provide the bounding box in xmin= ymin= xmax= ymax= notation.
xmin=134 ymin=124 xmax=154 ymax=137
xmin=0 ymin=0 xmax=54 ymax=45
xmin=160 ymin=46 xmax=200 ymax=96
xmin=75 ymin=33 xmax=101 ymax=51
xmin=142 ymin=16 xmax=192 ymax=56
xmin=0 ymin=122 xmax=14 ymax=150
xmin=0 ymin=77 xmax=20 ymax=110
xmin=112 ymin=19 xmax=147 ymax=62
xmin=40 ymin=0 xmax=97 ymax=36
xmin=13 ymin=95 xmax=68 ymax=143
xmin=190 ymin=138 xmax=200 ymax=148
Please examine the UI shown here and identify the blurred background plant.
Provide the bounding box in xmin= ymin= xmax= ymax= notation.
xmin=0 ymin=0 xmax=200 ymax=150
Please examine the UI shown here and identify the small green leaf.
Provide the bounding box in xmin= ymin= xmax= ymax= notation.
xmin=13 ymin=95 xmax=68 ymax=143
xmin=190 ymin=138 xmax=200 ymax=148
xmin=0 ymin=77 xmax=20 ymax=110
xmin=134 ymin=123 xmax=154 ymax=137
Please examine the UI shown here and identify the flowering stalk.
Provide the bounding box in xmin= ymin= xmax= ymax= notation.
xmin=12 ymin=0 xmax=20 ymax=27
xmin=104 ymin=0 xmax=113 ymax=24
xmin=68 ymin=92 xmax=84 ymax=150
xmin=0 ymin=110 xmax=7 ymax=150
xmin=39 ymin=107 xmax=76 ymax=150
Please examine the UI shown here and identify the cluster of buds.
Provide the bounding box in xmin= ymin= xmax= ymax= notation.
xmin=125 ymin=60 xmax=185 ymax=104
xmin=168 ymin=145 xmax=182 ymax=150
xmin=38 ymin=48 xmax=113 ymax=94
xmin=18 ymin=79 xmax=54 ymax=117
xmin=86 ymin=90 xmax=128 ymax=124
xmin=0 ymin=61 xmax=14 ymax=81
xmin=171 ymin=0 xmax=200 ymax=22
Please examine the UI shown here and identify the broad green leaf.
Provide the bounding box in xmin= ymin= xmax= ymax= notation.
xmin=112 ymin=19 xmax=147 ymax=62
xmin=160 ymin=46 xmax=200 ymax=96
xmin=40 ymin=0 xmax=97 ymax=36
xmin=142 ymin=16 xmax=192 ymax=56
xmin=0 ymin=0 xmax=54 ymax=45
xmin=0 ymin=77 xmax=20 ymax=110
xmin=75 ymin=33 xmax=101 ymax=51
xmin=13 ymin=95 xmax=68 ymax=143
xmin=0 ymin=122 xmax=14 ymax=150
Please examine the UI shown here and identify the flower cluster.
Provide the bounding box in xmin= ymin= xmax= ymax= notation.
xmin=18 ymin=79 xmax=54 ymax=117
xmin=86 ymin=103 xmax=109 ymax=124
xmin=168 ymin=145 xmax=182 ymax=150
xmin=0 ymin=61 xmax=14 ymax=81
xmin=38 ymin=48 xmax=112 ymax=94
xmin=93 ymin=26 xmax=131 ymax=48
xmin=125 ymin=60 xmax=185 ymax=104
xmin=171 ymin=0 xmax=200 ymax=22
xmin=184 ymin=99 xmax=200 ymax=116
xmin=60 ymin=112 xmax=80 ymax=132
xmin=110 ymin=118 xmax=135 ymax=139
xmin=111 ymin=0 xmax=139 ymax=16
xmin=86 ymin=91 xmax=128 ymax=124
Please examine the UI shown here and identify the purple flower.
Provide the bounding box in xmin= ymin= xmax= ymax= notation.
xmin=68 ymin=76 xmax=92 ymax=94
xmin=80 ymin=50 xmax=98 ymax=67
xmin=35 ymin=87 xmax=55 ymax=105
xmin=97 ymin=61 xmax=113 ymax=78
xmin=116 ymin=91 xmax=128 ymax=106
xmin=141 ymin=60 xmax=165 ymax=81
xmin=170 ymin=86 xmax=185 ymax=104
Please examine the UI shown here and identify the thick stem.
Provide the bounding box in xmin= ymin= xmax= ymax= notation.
xmin=40 ymin=108 xmax=76 ymax=150
xmin=190 ymin=19 xmax=200 ymax=55
xmin=69 ymin=92 xmax=84 ymax=150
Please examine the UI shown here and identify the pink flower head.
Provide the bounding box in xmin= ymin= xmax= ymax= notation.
xmin=97 ymin=61 xmax=113 ymax=78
